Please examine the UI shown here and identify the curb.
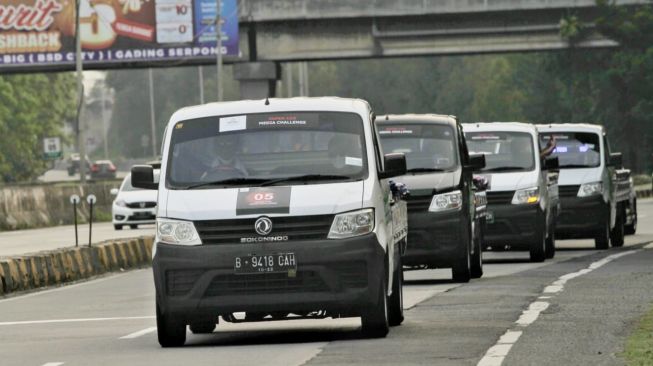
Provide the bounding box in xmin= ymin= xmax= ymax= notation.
xmin=0 ymin=236 xmax=154 ymax=296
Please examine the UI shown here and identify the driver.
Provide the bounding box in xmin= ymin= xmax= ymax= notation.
xmin=511 ymin=136 xmax=534 ymax=168
xmin=200 ymin=135 xmax=247 ymax=181
xmin=327 ymin=135 xmax=362 ymax=173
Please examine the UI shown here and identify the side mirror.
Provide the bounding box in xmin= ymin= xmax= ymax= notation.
xmin=379 ymin=153 xmax=407 ymax=179
xmin=110 ymin=188 xmax=119 ymax=195
xmin=465 ymin=154 xmax=486 ymax=172
xmin=131 ymin=165 xmax=158 ymax=190
xmin=609 ymin=152 xmax=623 ymax=167
xmin=543 ymin=156 xmax=559 ymax=170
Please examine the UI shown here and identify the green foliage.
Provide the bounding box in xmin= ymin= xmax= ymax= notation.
xmin=0 ymin=73 xmax=76 ymax=183
xmin=105 ymin=65 xmax=240 ymax=158
xmin=620 ymin=304 xmax=653 ymax=365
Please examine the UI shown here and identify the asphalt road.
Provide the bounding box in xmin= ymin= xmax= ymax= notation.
xmin=0 ymin=200 xmax=652 ymax=366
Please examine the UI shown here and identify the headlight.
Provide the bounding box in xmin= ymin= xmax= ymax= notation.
xmin=328 ymin=209 xmax=374 ymax=239
xmin=156 ymin=218 xmax=202 ymax=246
xmin=578 ymin=182 xmax=603 ymax=197
xmin=512 ymin=187 xmax=540 ymax=205
xmin=429 ymin=190 xmax=463 ymax=212
xmin=114 ymin=200 xmax=127 ymax=207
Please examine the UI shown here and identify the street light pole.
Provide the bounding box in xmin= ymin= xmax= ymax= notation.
xmin=148 ymin=68 xmax=157 ymax=159
xmin=216 ymin=0 xmax=223 ymax=102
xmin=75 ymin=0 xmax=86 ymax=183
xmin=101 ymin=85 xmax=109 ymax=159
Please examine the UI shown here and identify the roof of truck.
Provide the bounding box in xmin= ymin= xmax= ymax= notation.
xmin=376 ymin=114 xmax=457 ymax=127
xmin=535 ymin=123 xmax=605 ymax=134
xmin=167 ymin=97 xmax=372 ymax=126
xmin=461 ymin=122 xmax=537 ymax=134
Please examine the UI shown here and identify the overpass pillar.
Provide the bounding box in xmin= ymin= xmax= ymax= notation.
xmin=233 ymin=62 xmax=281 ymax=99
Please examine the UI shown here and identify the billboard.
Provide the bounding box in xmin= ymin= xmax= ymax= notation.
xmin=0 ymin=0 xmax=239 ymax=72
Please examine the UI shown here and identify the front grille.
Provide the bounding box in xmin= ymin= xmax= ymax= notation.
xmin=126 ymin=201 xmax=157 ymax=209
xmin=127 ymin=213 xmax=156 ymax=221
xmin=166 ymin=269 xmax=203 ymax=296
xmin=486 ymin=191 xmax=515 ymax=205
xmin=205 ymin=271 xmax=329 ymax=296
xmin=195 ymin=215 xmax=334 ymax=245
xmin=559 ymin=185 xmax=580 ymax=198
xmin=405 ymin=195 xmax=432 ymax=212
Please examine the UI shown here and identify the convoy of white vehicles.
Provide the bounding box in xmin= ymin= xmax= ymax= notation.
xmin=128 ymin=97 xmax=637 ymax=347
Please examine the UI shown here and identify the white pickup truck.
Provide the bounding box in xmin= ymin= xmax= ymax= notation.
xmin=132 ymin=97 xmax=409 ymax=346
xmin=537 ymin=124 xmax=630 ymax=249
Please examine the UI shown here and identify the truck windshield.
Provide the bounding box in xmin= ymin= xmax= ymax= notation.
xmin=377 ymin=123 xmax=458 ymax=172
xmin=166 ymin=112 xmax=367 ymax=189
xmin=466 ymin=131 xmax=535 ymax=172
xmin=540 ymin=132 xmax=601 ymax=168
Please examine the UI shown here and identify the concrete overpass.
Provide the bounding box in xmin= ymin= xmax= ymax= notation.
xmin=231 ymin=0 xmax=649 ymax=97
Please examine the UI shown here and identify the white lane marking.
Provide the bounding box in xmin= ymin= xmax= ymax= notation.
xmin=120 ymin=326 xmax=157 ymax=339
xmin=41 ymin=363 xmax=64 ymax=366
xmin=515 ymin=301 xmax=549 ymax=326
xmin=645 ymin=243 xmax=653 ymax=249
xmin=0 ymin=271 xmax=138 ymax=305
xmin=477 ymin=249 xmax=640 ymax=366
xmin=0 ymin=316 xmax=154 ymax=326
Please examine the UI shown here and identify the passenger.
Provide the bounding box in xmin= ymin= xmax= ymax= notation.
xmin=327 ymin=135 xmax=361 ymax=172
xmin=200 ymin=135 xmax=247 ymax=180
xmin=540 ymin=135 xmax=557 ymax=158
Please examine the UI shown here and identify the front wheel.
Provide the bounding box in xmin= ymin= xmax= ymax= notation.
xmin=130 ymin=224 xmax=138 ymax=229
xmin=610 ymin=209 xmax=625 ymax=247
xmin=156 ymin=303 xmax=186 ymax=347
xmin=114 ymin=225 xmax=123 ymax=230
xmin=361 ymin=276 xmax=389 ymax=338
xmin=625 ymin=199 xmax=637 ymax=235
xmin=189 ymin=321 xmax=216 ymax=334
xmin=545 ymin=227 xmax=556 ymax=259
xmin=529 ymin=227 xmax=546 ymax=263
xmin=470 ymin=220 xmax=484 ymax=279
xmin=388 ymin=255 xmax=404 ymax=327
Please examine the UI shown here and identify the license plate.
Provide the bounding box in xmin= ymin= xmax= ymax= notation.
xmin=234 ymin=253 xmax=297 ymax=274
xmin=486 ymin=211 xmax=495 ymax=224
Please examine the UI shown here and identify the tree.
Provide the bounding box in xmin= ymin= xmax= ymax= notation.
xmin=0 ymin=73 xmax=76 ymax=183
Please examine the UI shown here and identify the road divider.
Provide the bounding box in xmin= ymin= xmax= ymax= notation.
xmin=0 ymin=236 xmax=154 ymax=296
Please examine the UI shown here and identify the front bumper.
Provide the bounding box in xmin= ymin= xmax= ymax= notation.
xmin=484 ymin=203 xmax=542 ymax=248
xmin=403 ymin=209 xmax=466 ymax=268
xmin=556 ymin=195 xmax=606 ymax=239
xmin=112 ymin=205 xmax=156 ymax=225
xmin=153 ymin=233 xmax=385 ymax=320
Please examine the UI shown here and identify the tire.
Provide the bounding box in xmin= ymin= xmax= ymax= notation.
xmin=156 ymin=303 xmax=186 ymax=347
xmin=594 ymin=215 xmax=610 ymax=250
xmin=114 ymin=225 xmax=123 ymax=230
xmin=388 ymin=254 xmax=404 ymax=327
xmin=470 ymin=221 xmax=484 ymax=279
xmin=529 ymin=226 xmax=546 ymax=263
xmin=130 ymin=224 xmax=138 ymax=229
xmin=452 ymin=223 xmax=472 ymax=282
xmin=625 ymin=199 xmax=637 ymax=235
xmin=545 ymin=227 xmax=556 ymax=259
xmin=361 ymin=273 xmax=389 ymax=338
xmin=610 ymin=209 xmax=625 ymax=247
xmin=189 ymin=321 xmax=216 ymax=334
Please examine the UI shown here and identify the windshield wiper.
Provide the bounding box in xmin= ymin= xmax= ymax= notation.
xmin=481 ymin=166 xmax=527 ymax=172
xmin=406 ymin=168 xmax=446 ymax=173
xmin=260 ymin=174 xmax=351 ymax=186
xmin=185 ymin=178 xmax=269 ymax=190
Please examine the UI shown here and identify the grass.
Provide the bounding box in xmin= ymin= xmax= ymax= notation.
xmin=622 ymin=305 xmax=653 ymax=366
xmin=633 ymin=174 xmax=652 ymax=187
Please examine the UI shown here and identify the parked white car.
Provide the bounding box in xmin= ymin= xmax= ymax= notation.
xmin=111 ymin=174 xmax=158 ymax=230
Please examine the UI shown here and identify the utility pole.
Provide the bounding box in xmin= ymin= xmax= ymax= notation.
xmin=198 ymin=66 xmax=205 ymax=104
xmin=303 ymin=62 xmax=310 ymax=97
xmin=298 ymin=62 xmax=305 ymax=96
xmin=216 ymin=0 xmax=223 ymax=101
xmin=101 ymin=85 xmax=109 ymax=159
xmin=287 ymin=63 xmax=293 ymax=97
xmin=75 ymin=0 xmax=86 ymax=184
xmin=148 ymin=69 xmax=157 ymax=158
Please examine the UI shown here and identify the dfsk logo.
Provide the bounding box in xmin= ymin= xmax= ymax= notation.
xmin=254 ymin=217 xmax=273 ymax=236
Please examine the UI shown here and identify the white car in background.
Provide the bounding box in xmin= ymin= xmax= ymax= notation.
xmin=111 ymin=174 xmax=158 ymax=230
